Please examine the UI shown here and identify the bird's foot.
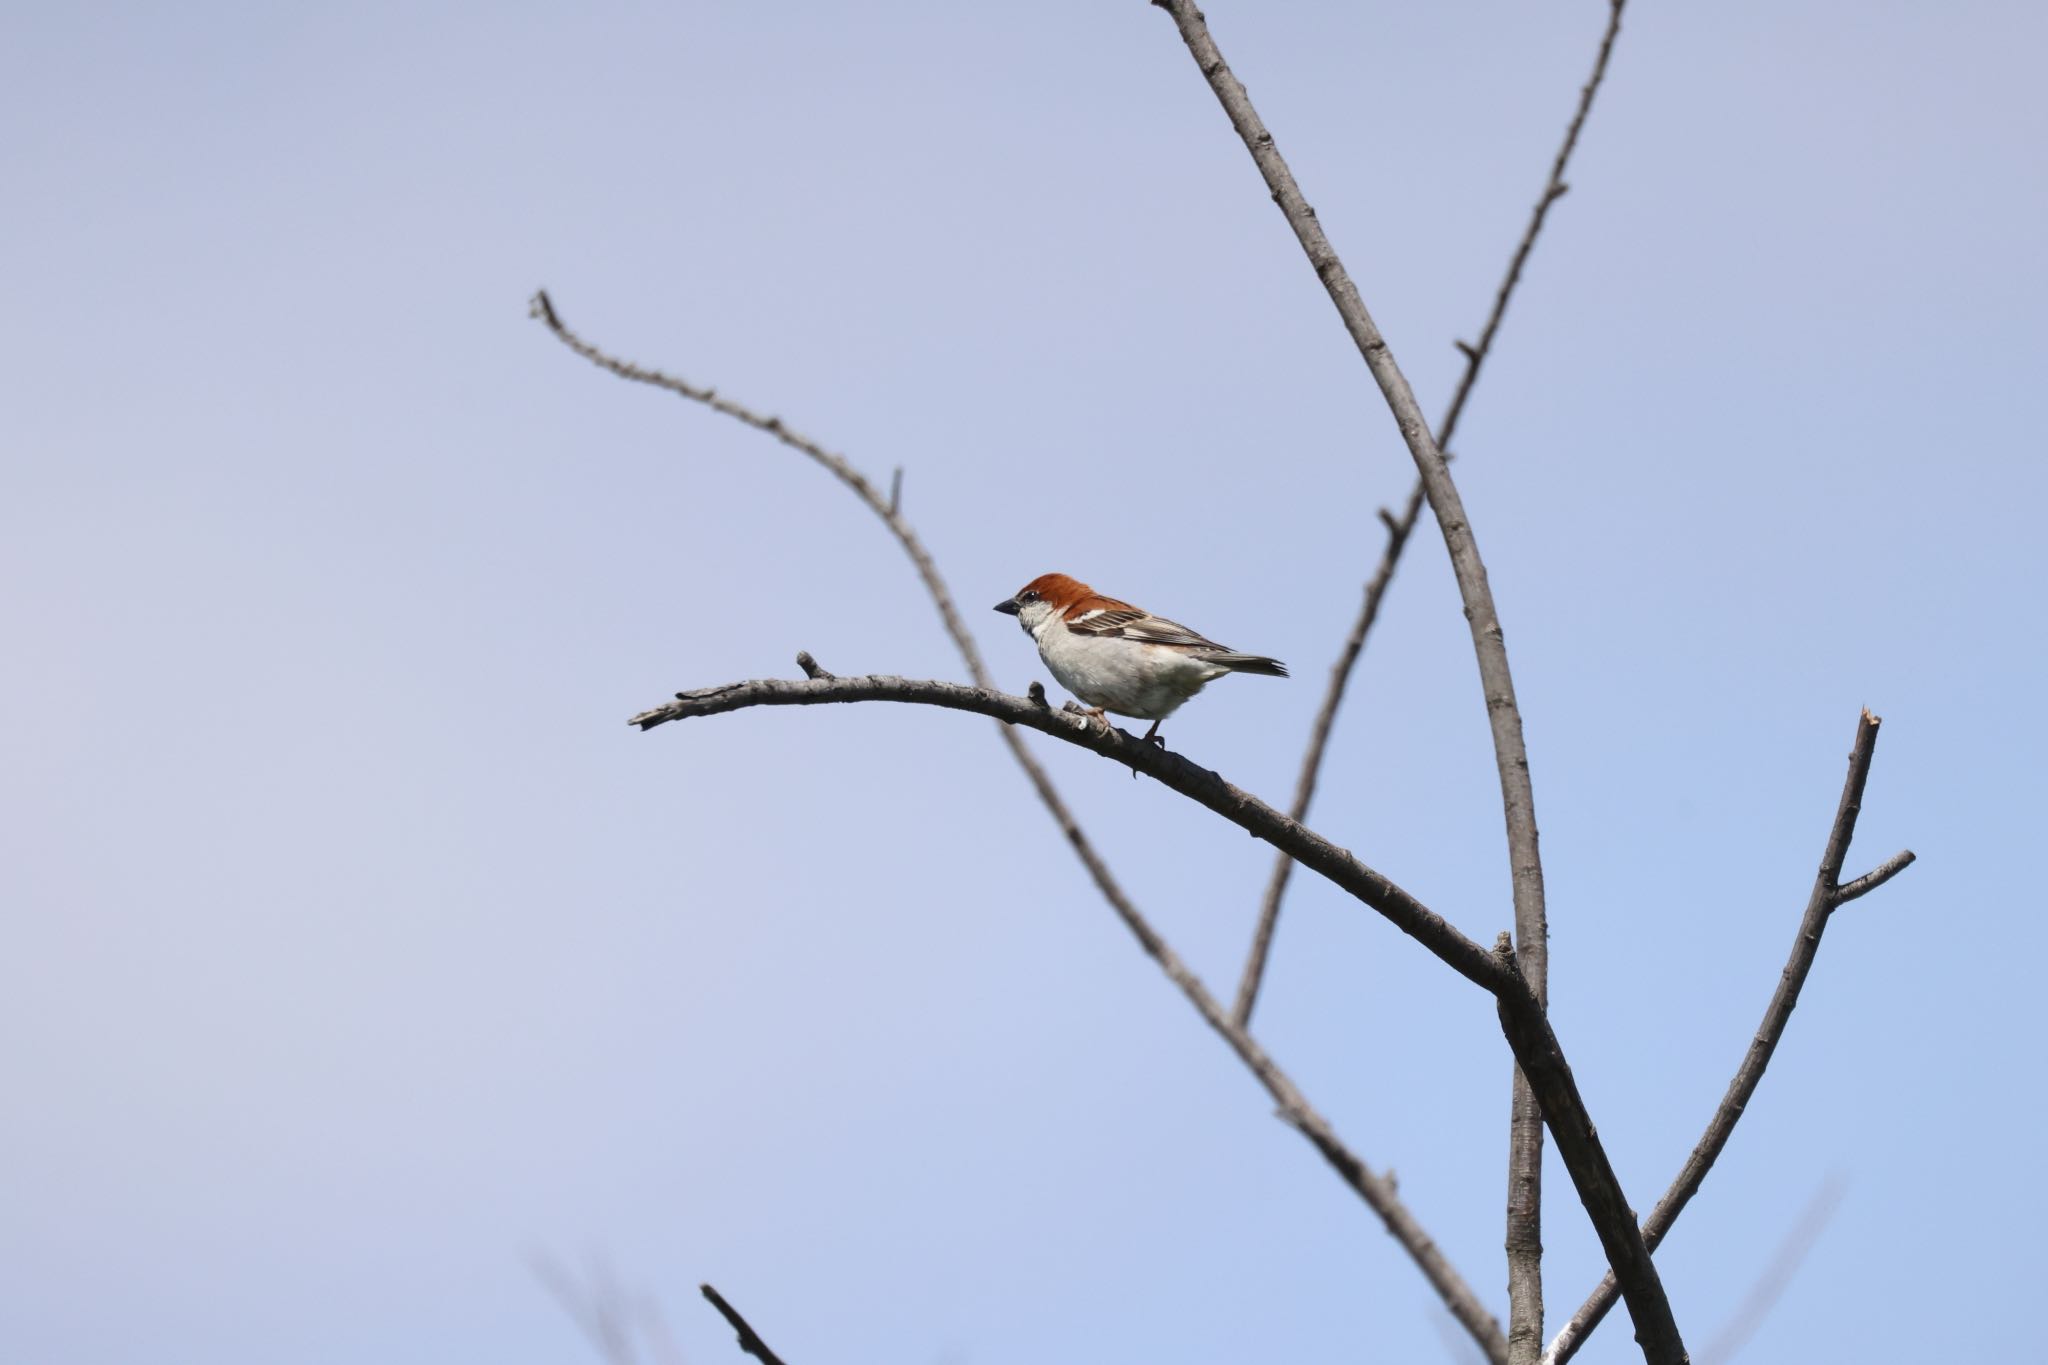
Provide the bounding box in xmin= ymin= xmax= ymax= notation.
xmin=1063 ymin=702 xmax=1113 ymax=733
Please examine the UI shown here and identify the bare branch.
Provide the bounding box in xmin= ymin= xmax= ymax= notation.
xmin=1148 ymin=0 xmax=1556 ymax=1015
xmin=634 ymin=670 xmax=1511 ymax=989
xmin=528 ymin=292 xmax=992 ymax=679
xmin=1152 ymin=4 xmax=1637 ymax=1357
xmin=1833 ymin=850 xmax=1915 ymax=906
xmin=1542 ymin=712 xmax=1913 ymax=1365
xmin=638 ymin=668 xmax=1689 ymax=1361
xmin=1490 ymin=936 xmax=1682 ymax=1365
xmin=701 ymin=1284 xmax=790 ymax=1365
xmin=534 ymin=293 xmax=1503 ymax=1358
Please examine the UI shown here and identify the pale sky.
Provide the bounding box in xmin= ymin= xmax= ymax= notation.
xmin=4 ymin=2 xmax=2043 ymax=1362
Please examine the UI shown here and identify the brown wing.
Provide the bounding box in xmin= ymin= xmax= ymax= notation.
xmin=1065 ymin=607 xmax=1234 ymax=653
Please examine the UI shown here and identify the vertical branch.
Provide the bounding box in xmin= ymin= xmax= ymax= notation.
xmin=1151 ymin=5 xmax=1569 ymax=1358
xmin=1232 ymin=6 xmax=1630 ymax=1350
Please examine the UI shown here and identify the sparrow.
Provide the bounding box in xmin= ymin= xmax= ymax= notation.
xmin=994 ymin=572 xmax=1287 ymax=742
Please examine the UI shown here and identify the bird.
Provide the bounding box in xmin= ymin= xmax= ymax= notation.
xmin=994 ymin=572 xmax=1287 ymax=743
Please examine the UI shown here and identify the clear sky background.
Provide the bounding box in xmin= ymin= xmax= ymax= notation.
xmin=4 ymin=2 xmax=2043 ymax=1362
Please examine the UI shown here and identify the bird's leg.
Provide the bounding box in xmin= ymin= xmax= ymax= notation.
xmin=1129 ymin=719 xmax=1164 ymax=777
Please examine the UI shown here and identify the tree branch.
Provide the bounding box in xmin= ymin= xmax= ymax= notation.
xmin=1541 ymin=711 xmax=1913 ymax=1365
xmin=635 ymin=670 xmax=1511 ymax=990
xmin=1151 ymin=5 xmax=1591 ymax=1357
xmin=638 ymin=667 xmax=1684 ymax=1361
xmin=1235 ymin=0 xmax=1630 ymax=1035
xmin=534 ymin=295 xmax=1503 ymax=1355
xmin=1833 ymin=849 xmax=1914 ymax=906
xmin=1490 ymin=937 xmax=1680 ymax=1365
xmin=700 ymin=1285 xmax=790 ymax=1365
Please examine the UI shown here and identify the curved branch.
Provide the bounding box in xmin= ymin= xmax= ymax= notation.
xmin=1542 ymin=711 xmax=1914 ymax=1364
xmin=1149 ymin=0 xmax=1553 ymax=998
xmin=529 ymin=291 xmax=992 ymax=683
xmin=638 ymin=666 xmax=1689 ymax=1356
xmin=635 ymin=670 xmax=1510 ymax=990
xmin=1236 ymin=0 xmax=1629 ymax=1037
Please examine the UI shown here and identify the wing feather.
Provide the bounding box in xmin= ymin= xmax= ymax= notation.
xmin=1068 ymin=608 xmax=1232 ymax=652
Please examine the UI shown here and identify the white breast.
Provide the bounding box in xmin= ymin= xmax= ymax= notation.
xmin=1034 ymin=623 xmax=1229 ymax=720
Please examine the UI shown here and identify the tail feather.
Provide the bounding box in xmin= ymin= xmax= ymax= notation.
xmin=1213 ymin=653 xmax=1288 ymax=678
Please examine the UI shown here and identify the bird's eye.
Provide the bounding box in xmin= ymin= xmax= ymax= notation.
xmin=1021 ymin=590 xmax=1039 ymax=602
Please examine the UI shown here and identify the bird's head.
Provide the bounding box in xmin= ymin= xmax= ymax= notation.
xmin=994 ymin=572 xmax=1091 ymax=635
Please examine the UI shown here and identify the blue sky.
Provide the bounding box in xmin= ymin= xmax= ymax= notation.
xmin=4 ymin=2 xmax=2043 ymax=1361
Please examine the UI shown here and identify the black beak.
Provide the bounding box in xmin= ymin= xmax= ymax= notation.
xmin=993 ymin=598 xmax=1020 ymax=616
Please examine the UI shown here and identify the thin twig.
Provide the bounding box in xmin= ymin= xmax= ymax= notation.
xmin=534 ymin=1255 xmax=684 ymax=1365
xmin=1833 ymin=849 xmax=1914 ymax=906
xmin=1541 ymin=711 xmax=1913 ymax=1365
xmin=1234 ymin=488 xmax=1416 ymax=1026
xmin=637 ymin=664 xmax=1694 ymax=1361
xmin=1695 ymin=1175 xmax=1847 ymax=1365
xmin=1153 ymin=5 xmax=1588 ymax=1357
xmin=701 ymin=1285 xmax=790 ymax=1365
xmin=533 ymin=295 xmax=1504 ymax=1358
